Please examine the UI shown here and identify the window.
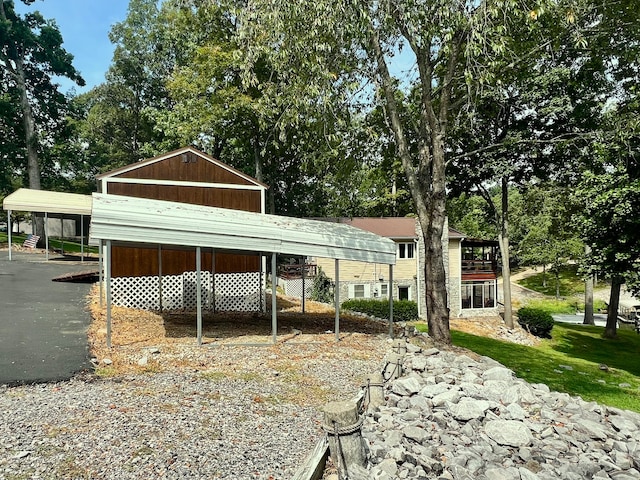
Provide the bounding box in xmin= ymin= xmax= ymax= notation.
xmin=398 ymin=242 xmax=415 ymax=259
xmin=461 ymin=281 xmax=496 ymax=309
xmin=380 ymin=283 xmax=388 ymax=297
xmin=349 ymin=284 xmax=370 ymax=299
xmin=399 ymin=286 xmax=410 ymax=301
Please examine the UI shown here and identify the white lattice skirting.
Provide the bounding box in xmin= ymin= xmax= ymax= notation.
xmin=112 ymin=271 xmax=264 ymax=311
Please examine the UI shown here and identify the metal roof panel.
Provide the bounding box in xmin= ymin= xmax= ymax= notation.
xmin=90 ymin=194 xmax=397 ymax=265
xmin=2 ymin=188 xmax=93 ymax=216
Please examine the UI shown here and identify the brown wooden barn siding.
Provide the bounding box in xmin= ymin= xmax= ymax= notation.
xmin=117 ymin=153 xmax=254 ymax=185
xmin=106 ymin=183 xmax=261 ymax=212
xmin=107 ymin=156 xmax=263 ymax=277
xmin=111 ymin=247 xmax=260 ymax=277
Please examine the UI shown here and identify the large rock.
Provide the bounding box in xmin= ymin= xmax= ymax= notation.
xmin=484 ymin=420 xmax=533 ymax=447
xmin=392 ymin=377 xmax=422 ymax=396
xmin=449 ymin=398 xmax=491 ymax=421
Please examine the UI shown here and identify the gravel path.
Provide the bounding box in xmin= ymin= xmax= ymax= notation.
xmin=0 ymin=340 xmax=389 ymax=480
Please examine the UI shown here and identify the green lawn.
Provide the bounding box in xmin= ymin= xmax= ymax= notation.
xmin=517 ymin=264 xmax=607 ymax=298
xmin=0 ymin=232 xmax=97 ymax=254
xmin=415 ymin=322 xmax=640 ymax=412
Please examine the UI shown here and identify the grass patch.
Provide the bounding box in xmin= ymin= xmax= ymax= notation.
xmin=518 ymin=264 xmax=607 ymax=298
xmin=523 ymin=298 xmax=608 ymax=315
xmin=0 ymin=232 xmax=98 ymax=254
xmin=449 ymin=323 xmax=640 ymax=412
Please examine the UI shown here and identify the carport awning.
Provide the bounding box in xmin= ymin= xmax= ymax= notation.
xmin=2 ymin=188 xmax=92 ymax=216
xmin=89 ymin=193 xmax=397 ymax=264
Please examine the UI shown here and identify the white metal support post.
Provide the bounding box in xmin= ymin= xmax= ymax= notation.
xmin=335 ymin=259 xmax=340 ymax=341
xmin=80 ymin=214 xmax=84 ymax=262
xmin=388 ymin=265 xmax=394 ymax=338
xmin=7 ymin=210 xmax=12 ymax=261
xmin=196 ymin=246 xmax=202 ymax=345
xmin=271 ymin=252 xmax=277 ymax=344
xmin=45 ymin=212 xmax=49 ymax=261
xmin=99 ymin=243 xmax=103 ymax=307
xmin=211 ymin=249 xmax=216 ymax=312
xmin=301 ymin=256 xmax=306 ymax=314
xmin=158 ymin=245 xmax=163 ymax=312
xmin=106 ymin=240 xmax=112 ymax=348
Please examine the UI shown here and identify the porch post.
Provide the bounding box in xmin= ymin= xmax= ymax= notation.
xmin=271 ymin=252 xmax=277 ymax=344
xmin=335 ymin=259 xmax=340 ymax=341
xmin=389 ymin=264 xmax=394 ymax=338
xmin=196 ymin=246 xmax=202 ymax=345
xmin=106 ymin=240 xmax=112 ymax=348
xmin=60 ymin=217 xmax=64 ymax=255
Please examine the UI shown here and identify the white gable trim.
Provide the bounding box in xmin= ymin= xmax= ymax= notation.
xmin=102 ymin=177 xmax=265 ymax=191
xmin=97 ymin=147 xmax=267 ymax=189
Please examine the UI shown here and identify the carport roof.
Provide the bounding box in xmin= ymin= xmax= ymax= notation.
xmin=90 ymin=193 xmax=397 ymax=265
xmin=2 ymin=188 xmax=92 ymax=216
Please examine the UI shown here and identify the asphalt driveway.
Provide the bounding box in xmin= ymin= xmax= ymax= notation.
xmin=0 ymin=251 xmax=95 ymax=385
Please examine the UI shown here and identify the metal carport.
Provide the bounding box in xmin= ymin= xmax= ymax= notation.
xmin=89 ymin=193 xmax=398 ymax=347
xmin=2 ymin=188 xmax=93 ymax=261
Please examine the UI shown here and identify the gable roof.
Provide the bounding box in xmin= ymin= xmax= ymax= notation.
xmin=96 ymin=146 xmax=268 ymax=189
xmin=90 ymin=194 xmax=397 ymax=265
xmin=316 ymin=217 xmax=467 ymax=241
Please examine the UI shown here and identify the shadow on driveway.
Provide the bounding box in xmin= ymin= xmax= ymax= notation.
xmin=0 ymin=251 xmax=95 ymax=385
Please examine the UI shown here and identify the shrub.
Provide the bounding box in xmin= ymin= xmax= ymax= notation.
xmin=310 ymin=268 xmax=334 ymax=304
xmin=342 ymin=299 xmax=418 ymax=322
xmin=517 ymin=307 xmax=554 ymax=338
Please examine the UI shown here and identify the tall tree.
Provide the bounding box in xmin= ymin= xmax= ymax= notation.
xmin=0 ymin=0 xmax=84 ymax=188
xmin=0 ymin=0 xmax=83 ymax=239
xmin=571 ymin=0 xmax=640 ymax=338
xmin=240 ymin=0 xmax=564 ymax=343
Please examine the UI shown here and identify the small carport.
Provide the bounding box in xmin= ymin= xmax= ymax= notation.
xmin=89 ymin=193 xmax=397 ymax=347
xmin=2 ymin=188 xmax=93 ymax=261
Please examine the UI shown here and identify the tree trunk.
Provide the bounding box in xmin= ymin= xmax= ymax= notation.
xmin=604 ymin=277 xmax=622 ymax=338
xmin=253 ymin=132 xmax=263 ymax=183
xmin=417 ymin=193 xmax=450 ymax=345
xmin=584 ymin=275 xmax=595 ymax=325
xmin=499 ymin=177 xmax=514 ymax=328
xmin=555 ymin=270 xmax=560 ymax=300
xmin=367 ymin=23 xmax=452 ymax=344
xmin=583 ymin=245 xmax=594 ymax=325
xmin=16 ymin=55 xmax=45 ymax=246
xmin=542 ymin=264 xmax=546 ymax=287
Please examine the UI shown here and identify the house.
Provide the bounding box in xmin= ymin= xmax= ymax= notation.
xmin=306 ymin=217 xmax=499 ymax=318
xmin=96 ymin=146 xmax=269 ymax=311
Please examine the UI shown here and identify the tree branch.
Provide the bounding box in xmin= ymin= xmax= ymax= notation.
xmin=447 ymin=132 xmax=594 ymax=164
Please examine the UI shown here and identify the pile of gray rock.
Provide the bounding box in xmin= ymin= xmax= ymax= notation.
xmin=360 ymin=343 xmax=640 ymax=480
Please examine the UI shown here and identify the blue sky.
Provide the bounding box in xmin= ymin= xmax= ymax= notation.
xmin=14 ymin=0 xmax=131 ymax=93
xmin=13 ymin=0 xmax=417 ymax=94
